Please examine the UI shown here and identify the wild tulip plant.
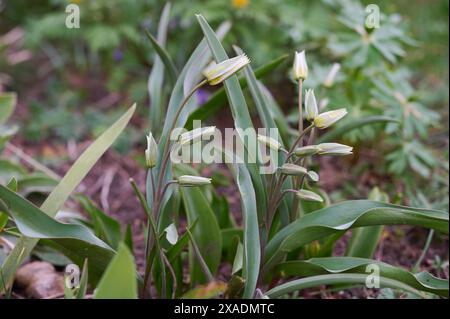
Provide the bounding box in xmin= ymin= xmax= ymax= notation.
xmin=0 ymin=13 xmax=447 ymax=300
xmin=127 ymin=15 xmax=448 ymax=299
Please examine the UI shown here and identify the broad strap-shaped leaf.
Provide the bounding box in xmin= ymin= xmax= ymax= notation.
xmin=346 ymin=188 xmax=389 ymax=259
xmin=147 ymin=2 xmax=176 ymax=132
xmin=235 ymin=164 xmax=260 ymax=298
xmin=174 ymin=165 xmax=222 ymax=285
xmin=317 ymin=116 xmax=399 ymax=143
xmin=94 ymin=243 xmax=138 ymax=299
xmin=1 ymin=104 xmax=135 ymax=290
xmin=275 ymin=257 xmax=448 ymax=297
xmin=266 ymin=273 xmax=423 ymax=299
xmin=196 ymin=14 xmax=268 ymax=228
xmin=145 ymin=3 xmax=178 ymax=86
xmin=264 ymin=200 xmax=448 ymax=273
xmin=0 ymin=185 xmax=114 ymax=281
xmin=185 ymin=54 xmax=288 ymax=130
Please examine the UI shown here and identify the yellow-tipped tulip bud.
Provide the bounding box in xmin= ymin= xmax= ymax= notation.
xmin=293 ymin=50 xmax=308 ymax=80
xmin=203 ymin=54 xmax=250 ymax=85
xmin=317 ymin=143 xmax=353 ymax=156
xmin=279 ymin=163 xmax=308 ymax=176
xmin=177 ymin=175 xmax=212 ymax=187
xmin=305 ymin=89 xmax=318 ymax=121
xmin=145 ymin=133 xmax=158 ymax=168
xmin=257 ymin=134 xmax=282 ymax=151
xmin=314 ymin=108 xmax=347 ymax=129
xmin=295 ymin=189 xmax=323 ymax=202
xmin=179 ymin=126 xmax=216 ymax=146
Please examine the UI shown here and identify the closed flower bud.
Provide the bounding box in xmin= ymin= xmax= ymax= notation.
xmin=294 ymin=145 xmax=320 ymax=156
xmin=293 ymin=50 xmax=308 ymax=80
xmin=307 ymin=170 xmax=319 ymax=182
xmin=257 ymin=134 xmax=281 ymax=151
xmin=177 ymin=175 xmax=212 ymax=187
xmin=145 ymin=133 xmax=158 ymax=168
xmin=314 ymin=108 xmax=347 ymax=129
xmin=179 ymin=126 xmax=216 ymax=146
xmin=323 ymin=63 xmax=341 ymax=88
xmin=295 ymin=189 xmax=323 ymax=202
xmin=305 ymin=89 xmax=318 ymax=121
xmin=203 ymin=54 xmax=250 ymax=85
xmin=317 ymin=143 xmax=353 ymax=156
xmin=279 ymin=163 xmax=308 ymax=176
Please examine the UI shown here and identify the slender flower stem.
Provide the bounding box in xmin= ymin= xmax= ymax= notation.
xmin=285 ymin=124 xmax=314 ymax=161
xmin=150 ymin=168 xmax=156 ymax=199
xmin=298 ymin=79 xmax=303 ymax=145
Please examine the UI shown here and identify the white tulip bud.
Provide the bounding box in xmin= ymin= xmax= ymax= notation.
xmin=293 ymin=50 xmax=308 ymax=80
xmin=145 ymin=133 xmax=158 ymax=168
xmin=257 ymin=134 xmax=282 ymax=151
xmin=279 ymin=163 xmax=308 ymax=176
xmin=314 ymin=108 xmax=347 ymax=129
xmin=177 ymin=175 xmax=212 ymax=187
xmin=305 ymin=89 xmax=319 ymax=121
xmin=179 ymin=126 xmax=216 ymax=146
xmin=295 ymin=189 xmax=323 ymax=202
xmin=317 ymin=143 xmax=353 ymax=156
xmin=203 ymin=54 xmax=250 ymax=85
xmin=294 ymin=145 xmax=320 ymax=157
xmin=307 ymin=170 xmax=320 ymax=182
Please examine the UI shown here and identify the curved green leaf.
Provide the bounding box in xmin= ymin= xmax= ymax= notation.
xmin=0 ymin=185 xmax=114 ymax=280
xmin=1 ymin=104 xmax=135 ymax=290
xmin=146 ymin=2 xmax=177 ymax=131
xmin=264 ymin=200 xmax=448 ymax=272
xmin=266 ymin=273 xmax=423 ymax=299
xmin=145 ymin=3 xmax=177 ymax=83
xmin=317 ymin=116 xmax=399 ymax=143
xmin=196 ymin=14 xmax=268 ymax=228
xmin=275 ymin=257 xmax=448 ymax=297
xmin=235 ymin=164 xmax=260 ymax=298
